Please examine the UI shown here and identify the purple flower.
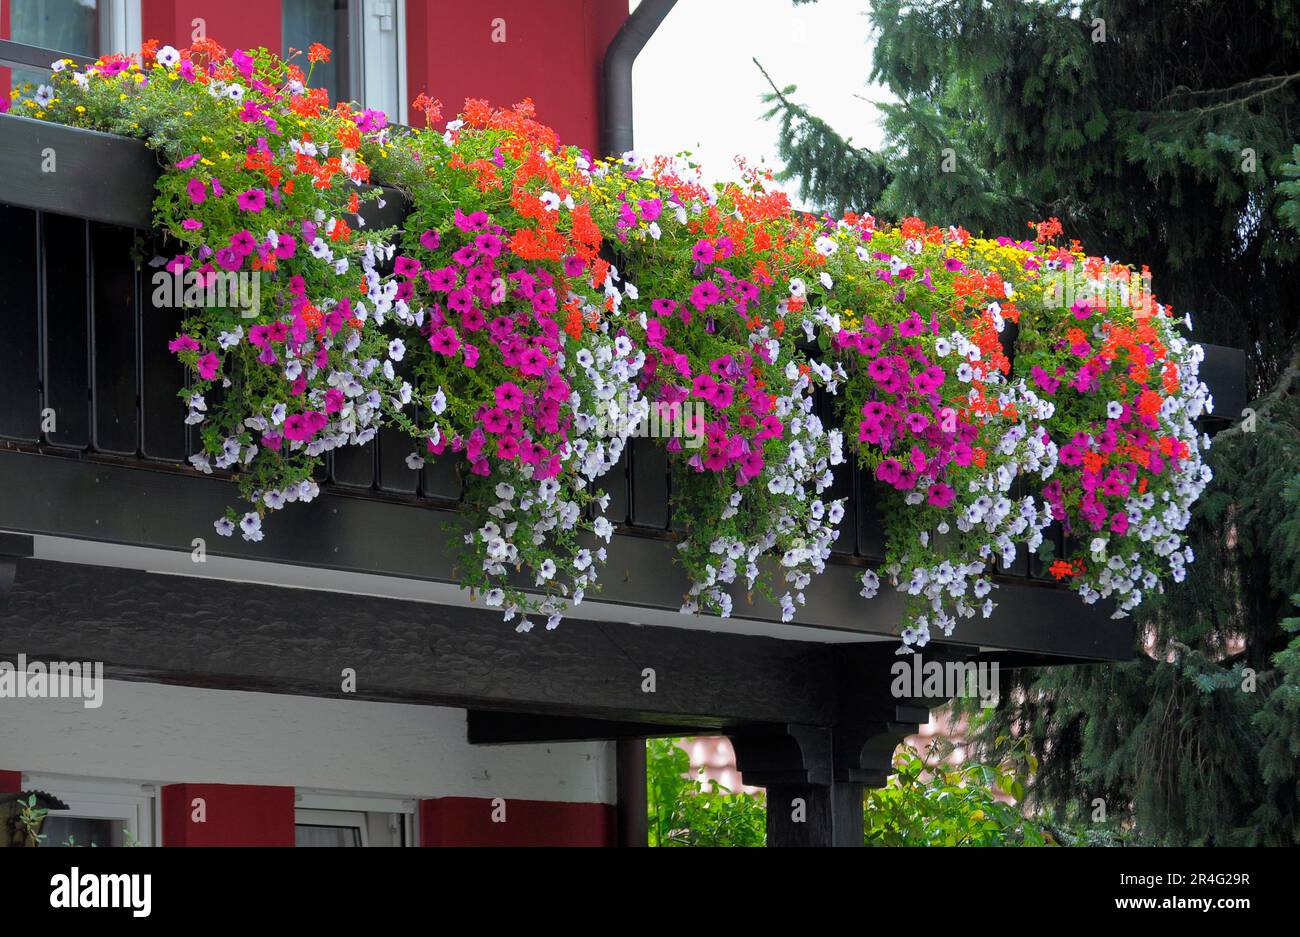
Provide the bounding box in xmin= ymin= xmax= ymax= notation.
xmin=215 ymin=248 xmax=243 ymax=272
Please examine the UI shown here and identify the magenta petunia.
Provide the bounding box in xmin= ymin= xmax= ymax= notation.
xmin=393 ymin=255 xmax=422 ymax=278
xmin=196 ymin=352 xmax=220 ymax=380
xmin=495 ymin=382 xmax=524 ymax=412
xmin=236 ymin=188 xmax=266 ymax=212
xmin=926 ymin=483 xmax=955 ymax=508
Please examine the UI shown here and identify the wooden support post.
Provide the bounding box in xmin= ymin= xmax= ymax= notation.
xmin=616 ymin=738 xmax=648 ymax=847
xmin=728 ymin=707 xmax=931 ymax=847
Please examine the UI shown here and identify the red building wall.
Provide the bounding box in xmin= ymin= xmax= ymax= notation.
xmin=420 ymin=796 xmax=615 ymax=847
xmin=161 ymin=783 xmax=296 ymax=846
xmin=140 ymin=0 xmax=282 ymax=55
xmin=405 ymin=0 xmax=626 ymax=151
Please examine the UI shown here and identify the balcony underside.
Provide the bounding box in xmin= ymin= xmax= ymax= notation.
xmin=2 ymin=112 xmax=1224 ymax=726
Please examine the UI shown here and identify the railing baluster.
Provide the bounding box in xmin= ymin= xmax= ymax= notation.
xmin=604 ymin=444 xmax=630 ymax=525
xmin=0 ymin=206 xmax=41 ymax=441
xmin=330 ymin=439 xmax=377 ymax=488
xmin=629 ymin=438 xmax=669 ymax=529
xmin=41 ymin=213 xmax=92 ymax=449
xmin=90 ymin=222 xmax=140 ymax=455
xmin=139 ymin=236 xmax=189 ymax=462
xmin=377 ymin=426 xmax=420 ymax=493
xmin=421 ymin=456 xmax=461 ymax=502
xmin=856 ymin=465 xmax=887 ymax=561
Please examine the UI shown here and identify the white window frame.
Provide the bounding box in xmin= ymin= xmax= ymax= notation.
xmin=295 ymin=790 xmax=418 ymax=846
xmin=99 ymin=0 xmax=143 ymax=61
xmin=21 ymin=775 xmax=156 ymax=847
xmin=295 ymin=807 xmax=371 ymax=846
xmin=347 ymin=0 xmax=406 ymax=119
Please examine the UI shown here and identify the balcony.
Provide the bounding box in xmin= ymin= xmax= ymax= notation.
xmin=0 ymin=106 xmax=1233 ymax=664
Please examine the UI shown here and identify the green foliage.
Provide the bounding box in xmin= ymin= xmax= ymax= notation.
xmin=646 ymin=739 xmax=766 ymax=847
xmin=16 ymin=795 xmax=48 ymax=847
xmin=864 ymin=741 xmax=1052 ymax=846
xmin=647 ymin=737 xmax=1050 ymax=846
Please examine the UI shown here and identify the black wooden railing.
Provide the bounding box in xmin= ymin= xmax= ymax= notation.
xmin=0 ymin=97 xmax=1248 ymax=592
xmin=0 ymin=199 xmax=1072 ymax=581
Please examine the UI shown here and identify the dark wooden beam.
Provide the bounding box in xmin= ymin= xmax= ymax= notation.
xmin=0 ymin=449 xmax=1136 ymax=660
xmin=0 ymin=557 xmax=856 ymax=726
xmin=467 ymin=711 xmax=709 ymax=743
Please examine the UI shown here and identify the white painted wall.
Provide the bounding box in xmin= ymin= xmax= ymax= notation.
xmin=0 ymin=679 xmax=616 ymax=804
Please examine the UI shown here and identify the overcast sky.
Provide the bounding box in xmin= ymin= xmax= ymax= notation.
xmin=631 ymin=0 xmax=890 ymax=205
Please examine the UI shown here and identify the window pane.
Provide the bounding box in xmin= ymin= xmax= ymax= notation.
xmin=296 ymin=824 xmax=363 ymax=847
xmin=10 ymin=0 xmax=100 ymax=91
xmin=282 ymin=0 xmax=351 ymax=105
xmin=40 ymin=816 xmax=117 ymax=848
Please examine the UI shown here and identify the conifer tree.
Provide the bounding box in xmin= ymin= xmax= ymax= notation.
xmin=765 ymin=0 xmax=1300 ymax=843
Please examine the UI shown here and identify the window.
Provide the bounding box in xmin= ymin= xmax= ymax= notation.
xmin=282 ymin=0 xmax=352 ymax=105
xmin=8 ymin=0 xmax=141 ymax=90
xmin=295 ymin=808 xmax=368 ymax=846
xmin=24 ymin=777 xmax=155 ymax=848
xmin=295 ymin=794 xmax=416 ymax=846
xmin=282 ymin=0 xmax=404 ymax=117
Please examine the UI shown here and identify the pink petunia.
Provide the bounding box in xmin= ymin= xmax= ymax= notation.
xmin=495 ymin=382 xmax=524 ymax=412
xmin=236 ymin=188 xmax=266 ymax=212
xmin=196 ymin=352 xmax=220 ymax=380
xmin=394 ymin=255 xmax=422 ymax=278
xmin=926 ymin=483 xmax=955 ymax=508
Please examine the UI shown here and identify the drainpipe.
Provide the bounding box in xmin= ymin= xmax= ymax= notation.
xmin=600 ymin=0 xmax=678 ymax=157
xmin=602 ymin=1 xmax=676 ymax=847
